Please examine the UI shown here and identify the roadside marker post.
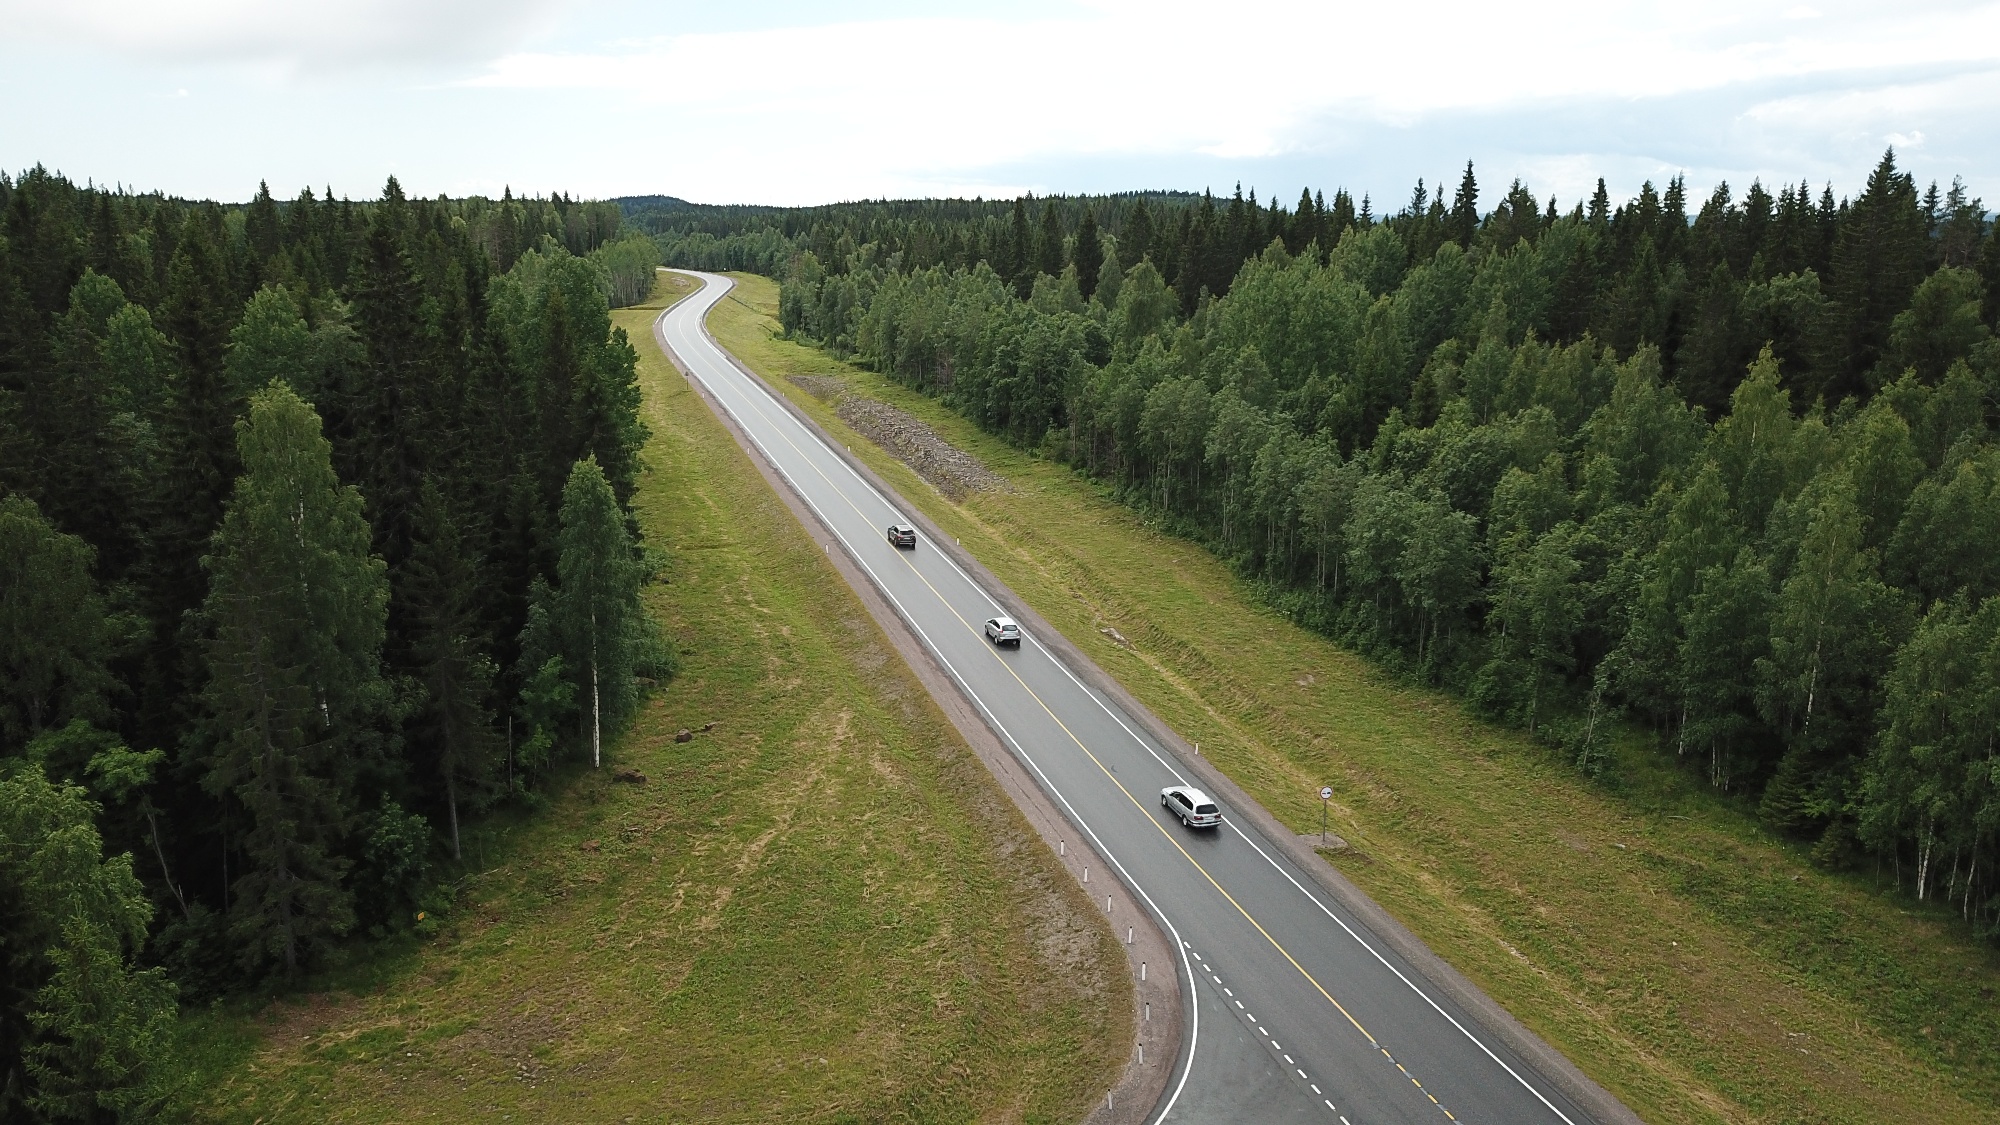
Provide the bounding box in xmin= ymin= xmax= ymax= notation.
xmin=1320 ymin=786 xmax=1333 ymax=845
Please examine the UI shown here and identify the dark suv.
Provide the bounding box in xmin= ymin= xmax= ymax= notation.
xmin=886 ymin=523 xmax=917 ymax=548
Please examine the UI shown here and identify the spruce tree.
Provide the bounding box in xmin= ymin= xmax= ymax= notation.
xmin=1035 ymin=200 xmax=1065 ymax=281
xmin=1587 ymin=179 xmax=1611 ymax=232
xmin=157 ymin=216 xmax=234 ymax=381
xmin=1978 ymin=222 xmax=2000 ymax=326
xmin=243 ymin=181 xmax=282 ymax=280
xmin=152 ymin=215 xmax=243 ymax=561
xmin=1448 ymin=162 xmax=1480 ymax=246
xmin=1223 ymin=185 xmax=1251 ymax=281
xmin=405 ymin=483 xmax=500 ymax=859
xmin=145 ymin=216 xmax=249 ymax=749
xmin=1122 ymin=199 xmax=1153 ymax=269
xmin=345 ymin=193 xmax=435 ymax=575
xmin=84 ymin=193 xmax=147 ymax=306
xmin=199 ymin=382 xmax=390 ymax=975
xmin=1825 ymin=152 xmax=1926 ymax=402
xmin=1290 ymin=187 xmax=1319 ymax=255
xmin=1073 ymin=210 xmax=1103 ymax=300
xmin=1006 ymin=198 xmax=1032 ymax=297
xmin=1329 ymin=189 xmax=1356 ymax=239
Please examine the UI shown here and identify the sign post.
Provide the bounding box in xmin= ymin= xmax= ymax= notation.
xmin=1319 ymin=786 xmax=1333 ymax=845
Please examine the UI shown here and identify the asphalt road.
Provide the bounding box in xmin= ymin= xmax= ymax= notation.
xmin=657 ymin=271 xmax=1613 ymax=1125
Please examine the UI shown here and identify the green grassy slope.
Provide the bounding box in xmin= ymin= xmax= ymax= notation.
xmin=182 ymin=271 xmax=1129 ymax=1123
xmin=705 ymin=272 xmax=2000 ymax=1125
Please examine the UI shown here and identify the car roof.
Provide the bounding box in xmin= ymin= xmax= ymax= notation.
xmin=992 ymin=616 xmax=1018 ymax=626
xmin=1166 ymin=784 xmax=1212 ymax=802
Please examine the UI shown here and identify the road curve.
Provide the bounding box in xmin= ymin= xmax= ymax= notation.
xmin=655 ymin=271 xmax=1635 ymax=1125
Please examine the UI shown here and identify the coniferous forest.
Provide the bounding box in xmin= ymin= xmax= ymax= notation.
xmin=650 ymin=151 xmax=2000 ymax=944
xmin=0 ymin=168 xmax=666 ymax=1117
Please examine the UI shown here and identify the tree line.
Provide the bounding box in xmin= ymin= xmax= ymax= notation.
xmin=714 ymin=151 xmax=2000 ymax=943
xmin=0 ymin=167 xmax=666 ymax=1119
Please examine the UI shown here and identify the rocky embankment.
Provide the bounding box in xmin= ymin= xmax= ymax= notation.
xmin=789 ymin=376 xmax=1006 ymax=501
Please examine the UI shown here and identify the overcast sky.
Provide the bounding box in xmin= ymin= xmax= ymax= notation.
xmin=6 ymin=0 xmax=2000 ymax=211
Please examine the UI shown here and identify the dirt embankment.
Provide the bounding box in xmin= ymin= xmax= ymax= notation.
xmin=788 ymin=376 xmax=1006 ymax=502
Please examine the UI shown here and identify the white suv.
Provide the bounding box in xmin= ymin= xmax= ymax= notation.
xmin=1160 ymin=785 xmax=1220 ymax=828
xmin=984 ymin=617 xmax=1022 ymax=647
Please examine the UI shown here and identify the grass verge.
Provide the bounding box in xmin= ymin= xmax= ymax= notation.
xmin=179 ymin=270 xmax=1129 ymax=1123
xmin=706 ymin=271 xmax=2000 ymax=1125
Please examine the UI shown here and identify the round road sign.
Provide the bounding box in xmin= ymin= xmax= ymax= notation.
xmin=1319 ymin=786 xmax=1333 ymax=800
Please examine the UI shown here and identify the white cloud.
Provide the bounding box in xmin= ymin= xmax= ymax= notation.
xmin=460 ymin=0 xmax=2000 ymax=191
xmin=0 ymin=0 xmax=576 ymax=74
xmin=10 ymin=0 xmax=2000 ymax=205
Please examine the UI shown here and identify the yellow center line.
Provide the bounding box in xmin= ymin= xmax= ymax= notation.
xmin=671 ymin=287 xmax=1456 ymax=1123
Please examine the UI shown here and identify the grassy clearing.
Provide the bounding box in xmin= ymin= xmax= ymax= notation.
xmin=181 ymin=270 xmax=1128 ymax=1123
xmin=707 ymin=272 xmax=2000 ymax=1125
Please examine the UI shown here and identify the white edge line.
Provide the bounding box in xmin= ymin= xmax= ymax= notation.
xmin=657 ymin=272 xmax=1201 ymax=1123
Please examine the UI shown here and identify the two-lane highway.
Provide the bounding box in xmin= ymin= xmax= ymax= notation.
xmin=657 ymin=271 xmax=1621 ymax=1125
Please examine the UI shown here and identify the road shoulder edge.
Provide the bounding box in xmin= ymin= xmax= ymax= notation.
xmin=654 ymin=274 xmax=1181 ymax=1125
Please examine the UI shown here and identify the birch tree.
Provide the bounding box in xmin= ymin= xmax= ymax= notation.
xmin=551 ymin=456 xmax=644 ymax=768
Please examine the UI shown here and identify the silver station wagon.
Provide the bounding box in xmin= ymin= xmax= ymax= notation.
xmin=1160 ymin=784 xmax=1220 ymax=828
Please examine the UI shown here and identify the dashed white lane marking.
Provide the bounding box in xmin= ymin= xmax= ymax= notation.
xmin=1211 ymin=965 xmax=1337 ymax=1115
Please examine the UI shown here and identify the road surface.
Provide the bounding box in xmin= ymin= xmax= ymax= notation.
xmin=656 ymin=271 xmax=1625 ymax=1125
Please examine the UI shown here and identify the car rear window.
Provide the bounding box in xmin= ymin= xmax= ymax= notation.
xmin=1196 ymin=804 xmax=1218 ymax=814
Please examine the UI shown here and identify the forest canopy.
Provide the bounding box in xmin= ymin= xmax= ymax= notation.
xmin=0 ymin=169 xmax=667 ymax=1119
xmin=651 ymin=151 xmax=2000 ymax=944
